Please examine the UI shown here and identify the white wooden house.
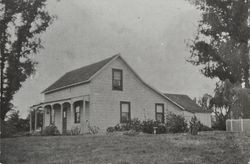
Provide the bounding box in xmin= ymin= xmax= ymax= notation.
xmin=30 ymin=54 xmax=211 ymax=133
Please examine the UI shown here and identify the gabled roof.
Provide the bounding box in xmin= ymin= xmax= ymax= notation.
xmin=164 ymin=93 xmax=209 ymax=113
xmin=42 ymin=54 xmax=209 ymax=114
xmin=42 ymin=55 xmax=118 ymax=93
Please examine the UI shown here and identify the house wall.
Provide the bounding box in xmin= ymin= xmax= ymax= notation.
xmin=195 ymin=113 xmax=211 ymax=127
xmin=44 ymin=84 xmax=90 ymax=102
xmin=89 ymin=57 xmax=187 ymax=130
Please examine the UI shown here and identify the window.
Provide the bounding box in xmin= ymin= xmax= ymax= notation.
xmin=155 ymin=104 xmax=164 ymax=123
xmin=112 ymin=69 xmax=123 ymax=90
xmin=120 ymin=101 xmax=131 ymax=123
xmin=75 ymin=105 xmax=81 ymax=123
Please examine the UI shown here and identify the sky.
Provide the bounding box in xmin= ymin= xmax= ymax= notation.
xmin=13 ymin=0 xmax=217 ymax=118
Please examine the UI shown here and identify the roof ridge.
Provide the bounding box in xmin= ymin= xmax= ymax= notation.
xmin=65 ymin=54 xmax=119 ymax=74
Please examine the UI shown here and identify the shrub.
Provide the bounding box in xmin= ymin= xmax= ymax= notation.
xmin=141 ymin=120 xmax=166 ymax=134
xmin=114 ymin=124 xmax=123 ymax=131
xmin=1 ymin=111 xmax=30 ymax=138
xmin=111 ymin=119 xmax=142 ymax=132
xmin=127 ymin=118 xmax=142 ymax=131
xmin=88 ymin=125 xmax=100 ymax=135
xmin=106 ymin=127 xmax=115 ymax=133
xmin=42 ymin=124 xmax=60 ymax=136
xmin=165 ymin=113 xmax=188 ymax=133
xmin=189 ymin=116 xmax=200 ymax=135
xmin=212 ymin=118 xmax=226 ymax=130
xmin=189 ymin=116 xmax=213 ymax=135
xmin=71 ymin=126 xmax=81 ymax=135
xmin=1 ymin=119 xmax=17 ymax=138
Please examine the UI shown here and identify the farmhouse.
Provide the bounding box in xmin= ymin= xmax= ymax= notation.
xmin=30 ymin=54 xmax=211 ymax=134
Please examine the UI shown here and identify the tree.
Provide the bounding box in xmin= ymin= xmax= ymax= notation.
xmin=209 ymin=79 xmax=250 ymax=129
xmin=0 ymin=0 xmax=54 ymax=120
xmin=231 ymin=87 xmax=250 ymax=118
xmin=1 ymin=110 xmax=30 ymax=137
xmin=209 ymin=79 xmax=234 ymax=129
xmin=187 ymin=0 xmax=250 ymax=87
xmin=197 ymin=93 xmax=213 ymax=111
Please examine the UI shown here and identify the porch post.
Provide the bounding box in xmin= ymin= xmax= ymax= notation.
xmin=82 ymin=99 xmax=86 ymax=133
xmin=70 ymin=101 xmax=74 ymax=129
xmin=43 ymin=107 xmax=45 ymax=130
xmin=34 ymin=108 xmax=37 ymax=131
xmin=30 ymin=109 xmax=32 ymax=132
xmin=61 ymin=103 xmax=63 ymax=133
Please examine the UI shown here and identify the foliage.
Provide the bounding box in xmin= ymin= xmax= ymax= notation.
xmin=208 ymin=80 xmax=250 ymax=129
xmin=165 ymin=113 xmax=188 ymax=133
xmin=187 ymin=0 xmax=250 ymax=87
xmin=0 ymin=0 xmax=55 ymax=120
xmin=106 ymin=127 xmax=115 ymax=133
xmin=197 ymin=93 xmax=213 ymax=111
xmin=111 ymin=118 xmax=143 ymax=132
xmin=1 ymin=118 xmax=17 ymax=138
xmin=87 ymin=124 xmax=100 ymax=135
xmin=70 ymin=126 xmax=81 ymax=135
xmin=189 ymin=116 xmax=200 ymax=135
xmin=190 ymin=116 xmax=212 ymax=135
xmin=231 ymin=87 xmax=250 ymax=119
xmin=1 ymin=110 xmax=30 ymax=137
xmin=107 ymin=119 xmax=166 ymax=134
xmin=41 ymin=124 xmax=60 ymax=136
xmin=141 ymin=120 xmax=166 ymax=134
xmin=212 ymin=117 xmax=226 ymax=130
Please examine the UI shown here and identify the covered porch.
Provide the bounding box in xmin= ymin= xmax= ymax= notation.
xmin=30 ymin=95 xmax=90 ymax=134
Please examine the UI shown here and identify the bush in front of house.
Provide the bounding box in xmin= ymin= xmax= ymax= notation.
xmin=141 ymin=120 xmax=166 ymax=134
xmin=106 ymin=127 xmax=115 ymax=133
xmin=88 ymin=124 xmax=100 ymax=135
xmin=126 ymin=118 xmax=142 ymax=132
xmin=41 ymin=124 xmax=60 ymax=136
xmin=110 ymin=118 xmax=143 ymax=132
xmin=165 ymin=112 xmax=188 ymax=133
xmin=71 ymin=126 xmax=81 ymax=135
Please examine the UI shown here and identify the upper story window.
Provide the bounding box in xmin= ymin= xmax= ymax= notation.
xmin=155 ymin=103 xmax=164 ymax=123
xmin=112 ymin=69 xmax=123 ymax=90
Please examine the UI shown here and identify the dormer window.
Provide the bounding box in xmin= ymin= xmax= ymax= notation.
xmin=112 ymin=69 xmax=123 ymax=90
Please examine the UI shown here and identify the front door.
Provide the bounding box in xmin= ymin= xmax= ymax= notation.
xmin=62 ymin=108 xmax=67 ymax=134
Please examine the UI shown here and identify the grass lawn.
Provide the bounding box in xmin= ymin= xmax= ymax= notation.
xmin=1 ymin=131 xmax=250 ymax=164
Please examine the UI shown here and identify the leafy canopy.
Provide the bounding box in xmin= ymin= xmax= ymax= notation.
xmin=187 ymin=0 xmax=250 ymax=87
xmin=0 ymin=0 xmax=54 ymax=120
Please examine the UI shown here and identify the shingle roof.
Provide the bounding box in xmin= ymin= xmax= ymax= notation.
xmin=164 ymin=93 xmax=209 ymax=113
xmin=42 ymin=55 xmax=118 ymax=93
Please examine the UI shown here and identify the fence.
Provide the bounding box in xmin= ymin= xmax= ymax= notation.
xmin=226 ymin=119 xmax=250 ymax=133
